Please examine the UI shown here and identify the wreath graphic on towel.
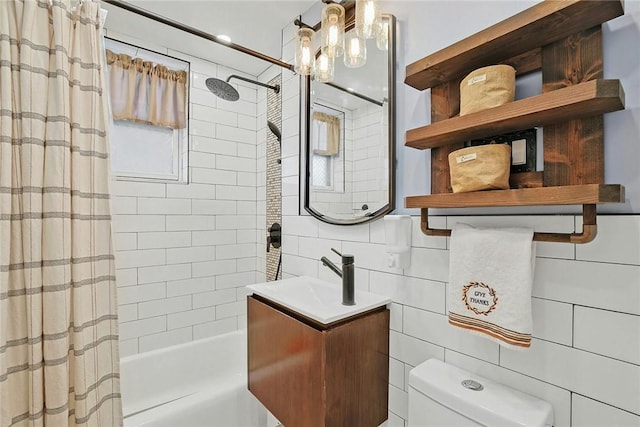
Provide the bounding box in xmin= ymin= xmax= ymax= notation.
xmin=462 ymin=282 xmax=498 ymax=316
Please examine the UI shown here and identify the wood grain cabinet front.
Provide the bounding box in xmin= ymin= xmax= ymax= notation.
xmin=247 ymin=295 xmax=389 ymax=427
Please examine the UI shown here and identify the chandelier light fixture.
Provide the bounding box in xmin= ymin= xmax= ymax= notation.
xmin=294 ymin=27 xmax=315 ymax=75
xmin=294 ymin=1 xmax=388 ymax=82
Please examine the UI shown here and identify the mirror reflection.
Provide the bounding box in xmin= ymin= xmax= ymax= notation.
xmin=304 ymin=14 xmax=395 ymax=225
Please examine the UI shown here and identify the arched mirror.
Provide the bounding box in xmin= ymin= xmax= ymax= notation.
xmin=302 ymin=14 xmax=396 ymax=225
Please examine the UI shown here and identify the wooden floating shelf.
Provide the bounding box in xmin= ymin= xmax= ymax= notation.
xmin=405 ymin=79 xmax=625 ymax=150
xmin=405 ymin=184 xmax=625 ymax=209
xmin=405 ymin=0 xmax=624 ymax=90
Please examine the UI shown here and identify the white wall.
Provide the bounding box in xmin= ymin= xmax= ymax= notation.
xmin=282 ymin=2 xmax=640 ymax=425
xmin=104 ymin=29 xmax=260 ymax=356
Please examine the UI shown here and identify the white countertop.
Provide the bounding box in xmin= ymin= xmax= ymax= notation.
xmin=246 ymin=276 xmax=391 ymax=325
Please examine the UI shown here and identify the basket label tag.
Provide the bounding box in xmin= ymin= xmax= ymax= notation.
xmin=467 ymin=74 xmax=487 ymax=85
xmin=456 ymin=153 xmax=477 ymax=163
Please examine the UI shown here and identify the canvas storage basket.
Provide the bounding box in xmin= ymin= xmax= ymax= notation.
xmin=448 ymin=144 xmax=511 ymax=193
xmin=460 ymin=65 xmax=516 ymax=116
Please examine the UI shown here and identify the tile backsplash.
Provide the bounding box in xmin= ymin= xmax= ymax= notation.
xmin=280 ymin=212 xmax=640 ymax=426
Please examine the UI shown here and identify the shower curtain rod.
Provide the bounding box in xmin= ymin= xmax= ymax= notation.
xmin=325 ymin=82 xmax=384 ymax=107
xmin=102 ymin=0 xmax=295 ymax=72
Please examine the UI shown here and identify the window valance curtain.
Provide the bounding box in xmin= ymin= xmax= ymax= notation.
xmin=106 ymin=50 xmax=187 ymax=129
xmin=312 ymin=111 xmax=340 ymax=156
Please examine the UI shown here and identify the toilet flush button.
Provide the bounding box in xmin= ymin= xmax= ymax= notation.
xmin=461 ymin=379 xmax=484 ymax=391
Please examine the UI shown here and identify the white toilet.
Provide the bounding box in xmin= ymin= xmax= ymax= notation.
xmin=408 ymin=359 xmax=553 ymax=427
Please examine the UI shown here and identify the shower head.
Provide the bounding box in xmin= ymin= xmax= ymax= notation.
xmin=205 ymin=78 xmax=240 ymax=102
xmin=267 ymin=121 xmax=281 ymax=143
xmin=205 ymin=74 xmax=280 ymax=102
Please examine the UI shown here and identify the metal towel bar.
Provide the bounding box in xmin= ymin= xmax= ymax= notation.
xmin=419 ymin=204 xmax=597 ymax=244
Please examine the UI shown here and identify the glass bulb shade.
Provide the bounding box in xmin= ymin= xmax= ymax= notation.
xmin=344 ymin=30 xmax=366 ymax=68
xmin=356 ymin=0 xmax=379 ymax=39
xmin=313 ymin=53 xmax=334 ymax=83
xmin=376 ymin=21 xmax=389 ymax=51
xmin=321 ymin=3 xmax=345 ymax=58
xmin=295 ymin=28 xmax=315 ymax=75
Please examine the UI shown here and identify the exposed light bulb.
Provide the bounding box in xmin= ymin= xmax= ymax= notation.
xmin=318 ymin=55 xmax=330 ymax=72
xmin=356 ymin=0 xmax=379 ymax=39
xmin=329 ymin=26 xmax=338 ymax=47
xmin=364 ymin=2 xmax=375 ymax=26
xmin=376 ymin=21 xmax=389 ymax=51
xmin=344 ymin=30 xmax=366 ymax=68
xmin=349 ymin=37 xmax=360 ymax=56
xmin=302 ymin=44 xmax=311 ymax=66
xmin=314 ymin=53 xmax=334 ymax=83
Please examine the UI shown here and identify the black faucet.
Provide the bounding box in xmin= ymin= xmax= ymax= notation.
xmin=320 ymin=248 xmax=355 ymax=306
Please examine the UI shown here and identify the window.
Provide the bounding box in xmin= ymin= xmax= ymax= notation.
xmin=310 ymin=105 xmax=344 ymax=191
xmin=105 ymin=38 xmax=189 ymax=182
xmin=312 ymin=153 xmax=333 ymax=188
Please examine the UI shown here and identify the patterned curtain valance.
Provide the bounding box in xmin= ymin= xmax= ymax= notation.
xmin=312 ymin=111 xmax=340 ymax=156
xmin=106 ymin=49 xmax=187 ymax=129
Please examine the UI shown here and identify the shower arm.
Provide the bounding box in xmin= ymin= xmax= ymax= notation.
xmin=226 ymin=75 xmax=280 ymax=94
xmin=102 ymin=0 xmax=295 ymax=72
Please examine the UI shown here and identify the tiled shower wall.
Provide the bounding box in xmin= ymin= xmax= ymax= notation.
xmin=104 ymin=30 xmax=260 ymax=356
xmin=265 ymin=75 xmax=282 ymax=281
xmin=279 ymin=18 xmax=640 ymax=427
xmin=351 ymin=104 xmax=388 ymax=214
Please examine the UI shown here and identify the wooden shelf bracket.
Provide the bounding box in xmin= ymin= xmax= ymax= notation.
xmin=420 ymin=204 xmax=598 ymax=244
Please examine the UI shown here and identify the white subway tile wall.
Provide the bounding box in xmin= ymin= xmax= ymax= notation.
xmin=105 ymin=29 xmax=260 ymax=357
xmin=283 ymin=214 xmax=640 ymax=426
xmin=279 ymin=20 xmax=640 ymax=425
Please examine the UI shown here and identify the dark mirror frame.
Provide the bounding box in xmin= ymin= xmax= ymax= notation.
xmin=301 ymin=14 xmax=396 ymax=225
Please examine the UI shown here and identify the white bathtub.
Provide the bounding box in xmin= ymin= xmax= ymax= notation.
xmin=120 ymin=329 xmax=268 ymax=427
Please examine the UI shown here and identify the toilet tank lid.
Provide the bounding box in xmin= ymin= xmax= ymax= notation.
xmin=409 ymin=359 xmax=553 ymax=427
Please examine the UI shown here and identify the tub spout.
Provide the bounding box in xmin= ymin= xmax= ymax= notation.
xmin=320 ymin=248 xmax=355 ymax=306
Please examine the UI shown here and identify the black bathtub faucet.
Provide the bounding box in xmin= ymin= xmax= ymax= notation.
xmin=320 ymin=248 xmax=355 ymax=306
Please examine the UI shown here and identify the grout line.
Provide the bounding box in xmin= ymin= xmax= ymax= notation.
xmin=572 ymin=392 xmax=640 ymax=418
xmin=572 ymin=303 xmax=640 ymax=317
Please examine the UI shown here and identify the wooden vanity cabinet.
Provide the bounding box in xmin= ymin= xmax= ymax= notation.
xmin=247 ymin=295 xmax=389 ymax=427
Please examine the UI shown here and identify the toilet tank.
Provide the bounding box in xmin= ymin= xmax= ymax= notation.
xmin=408 ymin=359 xmax=553 ymax=427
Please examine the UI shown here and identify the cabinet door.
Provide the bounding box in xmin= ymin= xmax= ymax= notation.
xmin=325 ymin=309 xmax=390 ymax=427
xmin=248 ymin=296 xmax=326 ymax=427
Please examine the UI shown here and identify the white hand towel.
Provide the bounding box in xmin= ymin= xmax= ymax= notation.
xmin=448 ymin=223 xmax=536 ymax=350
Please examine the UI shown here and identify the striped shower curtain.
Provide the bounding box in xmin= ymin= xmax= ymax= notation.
xmin=0 ymin=1 xmax=123 ymax=426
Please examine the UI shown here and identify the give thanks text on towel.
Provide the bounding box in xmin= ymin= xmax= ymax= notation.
xmin=448 ymin=223 xmax=535 ymax=350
